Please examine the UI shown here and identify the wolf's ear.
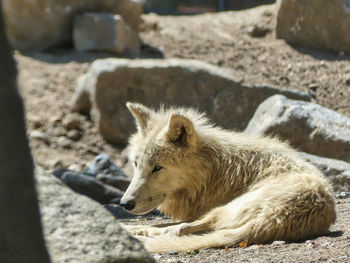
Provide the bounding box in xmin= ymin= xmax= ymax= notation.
xmin=126 ymin=102 xmax=152 ymax=133
xmin=167 ymin=114 xmax=196 ymax=147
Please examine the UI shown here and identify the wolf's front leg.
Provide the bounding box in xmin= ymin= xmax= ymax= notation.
xmin=122 ymin=222 xmax=182 ymax=237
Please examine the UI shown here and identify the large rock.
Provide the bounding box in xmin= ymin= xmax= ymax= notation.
xmin=276 ymin=0 xmax=350 ymax=54
xmin=72 ymin=58 xmax=310 ymax=144
xmin=2 ymin=0 xmax=143 ymax=51
xmin=301 ymin=153 xmax=350 ymax=192
xmin=0 ymin=5 xmax=51 ymax=263
xmin=37 ymin=168 xmax=155 ymax=263
xmin=245 ymin=95 xmax=350 ymax=162
xmin=73 ymin=13 xmax=140 ymax=54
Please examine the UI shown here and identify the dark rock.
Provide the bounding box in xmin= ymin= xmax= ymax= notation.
xmin=84 ymin=153 xmax=130 ymax=190
xmin=105 ymin=205 xmax=162 ymax=219
xmin=86 ymin=153 xmax=127 ymax=178
xmin=59 ymin=170 xmax=124 ymax=204
xmin=97 ymin=173 xmax=130 ymax=191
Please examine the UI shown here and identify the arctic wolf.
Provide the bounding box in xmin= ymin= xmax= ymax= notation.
xmin=120 ymin=102 xmax=336 ymax=253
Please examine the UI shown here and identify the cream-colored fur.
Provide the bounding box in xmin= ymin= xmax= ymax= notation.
xmin=120 ymin=102 xmax=336 ymax=253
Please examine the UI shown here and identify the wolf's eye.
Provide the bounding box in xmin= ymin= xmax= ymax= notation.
xmin=152 ymin=165 xmax=163 ymax=174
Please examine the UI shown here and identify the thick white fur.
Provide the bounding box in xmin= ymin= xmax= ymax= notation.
xmin=121 ymin=103 xmax=336 ymax=253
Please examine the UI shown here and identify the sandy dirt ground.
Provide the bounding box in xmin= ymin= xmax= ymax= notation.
xmin=16 ymin=4 xmax=350 ymax=262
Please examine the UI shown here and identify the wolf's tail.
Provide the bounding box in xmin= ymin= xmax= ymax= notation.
xmin=144 ymin=225 xmax=250 ymax=253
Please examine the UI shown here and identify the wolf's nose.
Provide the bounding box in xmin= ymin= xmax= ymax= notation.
xmin=119 ymin=200 xmax=135 ymax=211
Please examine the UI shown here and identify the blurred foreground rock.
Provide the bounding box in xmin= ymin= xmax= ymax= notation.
xmin=37 ymin=168 xmax=155 ymax=263
xmin=3 ymin=0 xmax=143 ymax=51
xmin=276 ymin=0 xmax=350 ymax=54
xmin=73 ymin=13 xmax=140 ymax=54
xmin=72 ymin=58 xmax=309 ymax=144
xmin=0 ymin=5 xmax=51 ymax=262
xmin=245 ymin=95 xmax=350 ymax=162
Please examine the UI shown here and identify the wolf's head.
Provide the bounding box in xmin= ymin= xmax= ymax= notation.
xmin=120 ymin=102 xmax=204 ymax=215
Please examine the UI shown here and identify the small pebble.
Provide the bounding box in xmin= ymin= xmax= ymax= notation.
xmin=247 ymin=24 xmax=269 ymax=37
xmin=57 ymin=136 xmax=72 ymax=149
xmin=49 ymin=126 xmax=66 ymax=137
xmin=50 ymin=159 xmax=64 ymax=169
xmin=272 ymin=240 xmax=286 ymax=246
xmin=169 ymin=251 xmax=178 ymax=255
xmin=186 ymin=249 xmax=199 ymax=255
xmin=244 ymin=244 xmax=260 ymax=250
xmin=338 ymin=192 xmax=350 ymax=199
xmin=28 ymin=114 xmax=43 ymax=129
xmin=320 ymin=241 xmax=330 ymax=248
xmin=62 ymin=113 xmax=81 ymax=130
xmin=67 ymin=129 xmax=81 ymax=141
xmin=30 ymin=130 xmax=51 ymax=144
xmin=345 ymin=78 xmax=350 ymax=86
xmin=49 ymin=115 xmax=62 ymax=125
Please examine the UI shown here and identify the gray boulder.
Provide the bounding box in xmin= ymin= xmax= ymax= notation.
xmin=73 ymin=13 xmax=140 ymax=54
xmin=0 ymin=6 xmax=51 ymax=263
xmin=37 ymin=168 xmax=155 ymax=263
xmin=72 ymin=58 xmax=310 ymax=145
xmin=301 ymin=153 xmax=350 ymax=192
xmin=245 ymin=95 xmax=350 ymax=162
xmin=2 ymin=0 xmax=143 ymax=51
xmin=276 ymin=0 xmax=350 ymax=54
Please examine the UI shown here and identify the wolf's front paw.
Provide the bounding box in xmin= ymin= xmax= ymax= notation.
xmin=134 ymin=229 xmax=150 ymax=237
xmin=122 ymin=225 xmax=150 ymax=236
xmin=163 ymin=223 xmax=191 ymax=236
xmin=175 ymin=223 xmax=192 ymax=236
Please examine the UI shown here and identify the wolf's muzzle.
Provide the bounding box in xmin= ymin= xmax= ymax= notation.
xmin=119 ymin=200 xmax=135 ymax=211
